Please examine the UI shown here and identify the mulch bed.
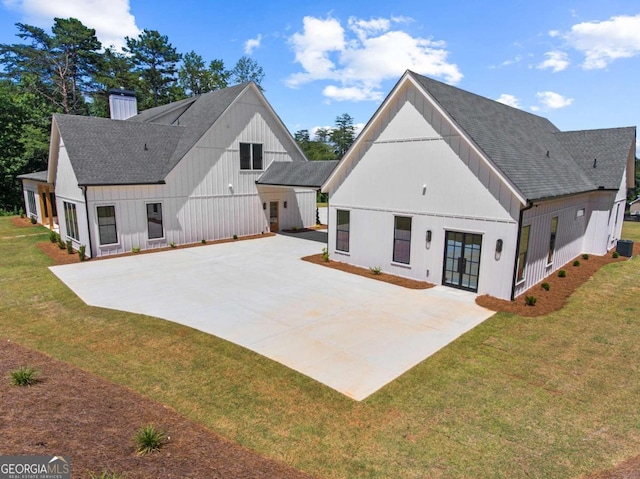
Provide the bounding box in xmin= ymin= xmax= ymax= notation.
xmin=0 ymin=339 xmax=318 ymax=479
xmin=476 ymin=245 xmax=639 ymax=317
xmin=302 ymin=254 xmax=434 ymax=289
xmin=282 ymin=225 xmax=327 ymax=233
xmin=11 ymin=216 xmax=34 ymax=228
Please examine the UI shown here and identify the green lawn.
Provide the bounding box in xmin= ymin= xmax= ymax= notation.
xmin=2 ymin=217 xmax=640 ymax=478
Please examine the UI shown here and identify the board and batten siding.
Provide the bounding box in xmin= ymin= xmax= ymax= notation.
xmin=85 ymin=87 xmax=314 ymax=256
xmin=327 ymin=80 xmax=522 ymax=300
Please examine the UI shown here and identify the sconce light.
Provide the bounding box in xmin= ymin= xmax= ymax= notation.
xmin=284 ymin=201 xmax=288 ymax=208
xmin=262 ymin=202 xmax=266 ymax=210
xmin=422 ymin=184 xmax=427 ymax=195
xmin=496 ymin=239 xmax=503 ymax=253
xmin=426 ymin=230 xmax=432 ymax=242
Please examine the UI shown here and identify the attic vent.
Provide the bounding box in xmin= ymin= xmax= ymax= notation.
xmin=593 ymin=158 xmax=597 ymax=168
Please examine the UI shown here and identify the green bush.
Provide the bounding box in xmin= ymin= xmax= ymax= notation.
xmin=558 ymin=270 xmax=567 ymax=278
xmin=29 ymin=215 xmax=37 ymax=224
xmin=524 ymin=296 xmax=537 ymax=306
xmin=78 ymin=245 xmax=86 ymax=262
xmin=573 ymin=260 xmax=580 ymax=267
xmin=132 ymin=246 xmax=141 ymax=254
xmin=10 ymin=366 xmax=39 ymax=386
xmin=49 ymin=230 xmax=58 ymax=243
xmin=134 ymin=424 xmax=167 ymax=455
xmin=19 ymin=208 xmax=24 ymax=218
xmin=582 ymin=254 xmax=589 ymax=260
xmin=369 ymin=266 xmax=382 ymax=275
xmin=613 ymin=251 xmax=620 ymax=258
xmin=541 ymin=282 xmax=550 ymax=291
xmin=57 ymin=237 xmax=66 ymax=250
xmin=169 ymin=241 xmax=176 ymax=248
xmin=66 ymin=239 xmax=73 ymax=254
xmin=201 ymin=239 xmax=206 ymax=244
xmin=233 ymin=234 xmax=238 ymax=240
xmin=321 ymin=247 xmax=330 ymax=262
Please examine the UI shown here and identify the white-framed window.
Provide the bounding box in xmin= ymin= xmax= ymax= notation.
xmin=97 ymin=205 xmax=117 ymax=245
xmin=547 ymin=216 xmax=558 ymax=265
xmin=63 ymin=201 xmax=79 ymax=241
xmin=516 ymin=224 xmax=530 ymax=283
xmin=239 ymin=142 xmax=263 ymax=170
xmin=393 ymin=216 xmax=412 ymax=264
xmin=26 ymin=190 xmax=37 ymax=216
xmin=336 ymin=209 xmax=350 ymax=252
xmin=576 ymin=208 xmax=585 ymax=218
xmin=146 ymin=202 xmax=164 ymax=240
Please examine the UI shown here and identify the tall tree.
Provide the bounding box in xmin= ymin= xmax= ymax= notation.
xmin=230 ymin=56 xmax=264 ymax=88
xmin=0 ymin=17 xmax=102 ymax=114
xmin=330 ymin=113 xmax=356 ymax=158
xmin=294 ymin=129 xmax=337 ymax=161
xmin=125 ymin=29 xmax=181 ymax=108
xmin=178 ymin=51 xmax=230 ymax=96
xmin=91 ymin=47 xmax=140 ymax=117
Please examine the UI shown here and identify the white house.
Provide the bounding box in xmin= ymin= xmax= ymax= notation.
xmin=630 ymin=198 xmax=640 ymax=215
xmin=322 ymin=71 xmax=636 ymax=300
xmin=36 ymin=82 xmax=329 ymax=258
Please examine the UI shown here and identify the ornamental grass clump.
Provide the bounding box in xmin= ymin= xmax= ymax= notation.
xmin=134 ymin=424 xmax=167 ymax=455
xmin=10 ymin=366 xmax=39 ymax=386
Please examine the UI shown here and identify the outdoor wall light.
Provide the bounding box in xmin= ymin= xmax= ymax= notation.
xmin=284 ymin=201 xmax=288 ymax=208
xmin=426 ymin=230 xmax=432 ymax=242
xmin=262 ymin=202 xmax=266 ymax=210
xmin=422 ymin=184 xmax=427 ymax=195
xmin=496 ymin=239 xmax=503 ymax=253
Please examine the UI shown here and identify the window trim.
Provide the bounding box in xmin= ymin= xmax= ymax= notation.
xmin=392 ymin=215 xmax=412 ymax=265
xmin=96 ymin=204 xmax=118 ymax=246
xmin=26 ymin=190 xmax=37 ymax=216
xmin=146 ymin=202 xmax=165 ymax=241
xmin=546 ymin=216 xmax=558 ymax=266
xmin=335 ymin=209 xmax=350 ymax=253
xmin=239 ymin=142 xmax=264 ymax=171
xmin=63 ymin=201 xmax=79 ymax=241
xmin=516 ymin=224 xmax=530 ymax=284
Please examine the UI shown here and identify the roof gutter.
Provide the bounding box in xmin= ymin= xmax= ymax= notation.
xmin=78 ymin=181 xmax=166 ymax=187
xmin=510 ymin=200 xmax=534 ymax=301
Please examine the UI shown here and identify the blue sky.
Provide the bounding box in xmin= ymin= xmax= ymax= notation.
xmin=1 ymin=0 xmax=639 ymax=153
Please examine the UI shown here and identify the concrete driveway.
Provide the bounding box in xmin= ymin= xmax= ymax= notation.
xmin=50 ymin=234 xmax=494 ymax=400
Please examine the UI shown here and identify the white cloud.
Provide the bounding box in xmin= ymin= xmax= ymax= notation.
xmin=534 ymin=91 xmax=574 ymax=110
xmin=2 ymin=0 xmax=140 ymax=50
xmin=287 ymin=15 xmax=462 ymax=102
xmin=537 ymin=51 xmax=569 ymax=72
xmin=496 ymin=94 xmax=521 ymax=108
xmin=563 ymin=13 xmax=640 ymax=69
xmin=244 ymin=34 xmax=262 ymax=55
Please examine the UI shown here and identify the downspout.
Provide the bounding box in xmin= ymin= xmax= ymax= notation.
xmin=82 ymin=186 xmax=93 ymax=259
xmin=510 ymin=200 xmax=534 ymax=301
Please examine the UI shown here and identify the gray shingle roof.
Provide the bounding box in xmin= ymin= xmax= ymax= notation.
xmin=17 ymin=170 xmax=49 ymax=182
xmin=54 ymin=83 xmax=255 ymax=186
xmin=257 ymin=160 xmax=339 ymax=188
xmin=409 ymin=71 xmax=635 ymax=201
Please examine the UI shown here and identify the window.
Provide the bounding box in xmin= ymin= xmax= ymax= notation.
xmin=146 ymin=203 xmax=164 ymax=239
xmin=516 ymin=224 xmax=530 ymax=283
xmin=393 ymin=216 xmax=412 ymax=264
xmin=547 ymin=216 xmax=558 ymax=265
xmin=63 ymin=201 xmax=79 ymax=241
xmin=239 ymin=142 xmax=263 ymax=170
xmin=336 ymin=210 xmax=350 ymax=252
xmin=97 ymin=205 xmax=117 ymax=245
xmin=26 ymin=190 xmax=37 ymax=216
xmin=576 ymin=208 xmax=585 ymax=218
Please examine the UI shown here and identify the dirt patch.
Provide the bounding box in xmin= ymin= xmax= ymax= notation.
xmin=476 ymin=246 xmax=637 ymax=317
xmin=302 ymin=254 xmax=434 ymax=290
xmin=10 ymin=216 xmax=36 ymax=228
xmin=583 ymin=454 xmax=640 ymax=479
xmin=37 ymin=233 xmax=276 ymax=266
xmin=0 ymin=339 xmax=318 ymax=479
xmin=283 ymin=225 xmax=327 ymax=233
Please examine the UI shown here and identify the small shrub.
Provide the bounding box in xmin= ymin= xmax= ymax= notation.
xmin=66 ymin=239 xmax=73 ymax=254
xmin=573 ymin=260 xmax=580 ymax=267
xmin=78 ymin=244 xmax=86 ymax=262
xmin=524 ymin=295 xmax=537 ymax=306
xmin=169 ymin=241 xmax=176 ymax=248
xmin=369 ymin=266 xmax=382 ymax=275
xmin=134 ymin=424 xmax=167 ymax=455
xmin=541 ymin=282 xmax=550 ymax=291
xmin=49 ymin=230 xmax=58 ymax=243
xmin=558 ymin=270 xmax=567 ymax=278
xmin=89 ymin=471 xmax=126 ymax=479
xmin=582 ymin=254 xmax=589 ymax=260
xmin=19 ymin=208 xmax=24 ymax=218
xmin=29 ymin=215 xmax=37 ymax=224
xmin=201 ymin=239 xmax=206 ymax=244
xmin=57 ymin=237 xmax=66 ymax=250
xmin=321 ymin=247 xmax=330 ymax=262
xmin=10 ymin=366 xmax=39 ymax=386
xmin=132 ymin=246 xmax=141 ymax=254
xmin=233 ymin=234 xmax=238 ymax=240
xmin=613 ymin=251 xmax=620 ymax=258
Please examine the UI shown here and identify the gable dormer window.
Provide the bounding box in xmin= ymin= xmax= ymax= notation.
xmin=239 ymin=142 xmax=263 ymax=170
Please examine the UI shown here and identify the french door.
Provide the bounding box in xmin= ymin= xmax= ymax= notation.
xmin=442 ymin=231 xmax=482 ymax=292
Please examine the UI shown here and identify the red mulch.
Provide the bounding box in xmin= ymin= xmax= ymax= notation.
xmin=302 ymin=254 xmax=434 ymax=289
xmin=10 ymin=216 xmax=35 ymax=228
xmin=476 ymin=246 xmax=638 ymax=316
xmin=0 ymin=339 xmax=319 ymax=479
xmin=583 ymin=455 xmax=640 ymax=479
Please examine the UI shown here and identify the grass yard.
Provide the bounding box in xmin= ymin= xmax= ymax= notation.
xmin=1 ymin=217 xmax=640 ymax=478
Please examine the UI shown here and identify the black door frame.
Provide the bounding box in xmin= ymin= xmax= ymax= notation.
xmin=442 ymin=231 xmax=483 ymax=292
